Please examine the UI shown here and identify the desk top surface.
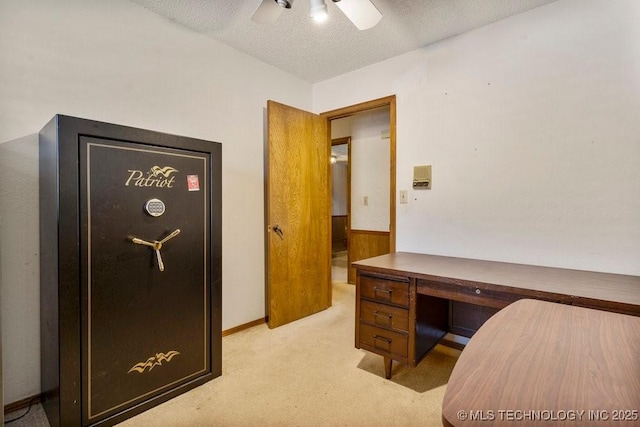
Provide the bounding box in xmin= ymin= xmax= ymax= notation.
xmin=352 ymin=252 xmax=640 ymax=307
xmin=442 ymin=299 xmax=640 ymax=426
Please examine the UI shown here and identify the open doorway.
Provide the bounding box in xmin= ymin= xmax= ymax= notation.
xmin=330 ymin=137 xmax=350 ymax=283
xmin=325 ymin=96 xmax=395 ymax=284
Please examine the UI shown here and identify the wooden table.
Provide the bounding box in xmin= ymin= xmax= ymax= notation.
xmin=354 ymin=252 xmax=640 ymax=379
xmin=442 ymin=299 xmax=640 ymax=426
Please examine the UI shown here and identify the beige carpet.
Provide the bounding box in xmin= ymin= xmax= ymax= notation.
xmin=7 ymin=281 xmax=460 ymax=426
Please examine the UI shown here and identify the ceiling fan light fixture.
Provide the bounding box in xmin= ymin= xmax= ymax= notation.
xmin=276 ymin=0 xmax=293 ymax=9
xmin=252 ymin=0 xmax=288 ymax=24
xmin=309 ymin=0 xmax=329 ymax=23
xmin=332 ymin=0 xmax=382 ymax=30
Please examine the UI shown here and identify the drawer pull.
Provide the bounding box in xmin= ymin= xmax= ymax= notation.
xmin=373 ymin=287 xmax=392 ymax=298
xmin=374 ymin=311 xmax=392 ymax=319
xmin=475 ymin=288 xmax=481 ymax=295
xmin=373 ymin=311 xmax=393 ymax=327
xmin=373 ymin=335 xmax=392 ymax=344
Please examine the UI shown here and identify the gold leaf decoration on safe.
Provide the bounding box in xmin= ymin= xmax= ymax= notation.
xmin=150 ymin=166 xmax=179 ymax=178
xmin=128 ymin=351 xmax=181 ymax=374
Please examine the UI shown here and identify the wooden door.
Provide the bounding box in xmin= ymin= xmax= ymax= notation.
xmin=266 ymin=100 xmax=331 ymax=328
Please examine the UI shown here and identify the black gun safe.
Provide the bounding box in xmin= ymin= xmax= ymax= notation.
xmin=39 ymin=115 xmax=222 ymax=426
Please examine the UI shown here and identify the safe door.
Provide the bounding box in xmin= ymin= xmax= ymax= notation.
xmin=79 ymin=137 xmax=211 ymax=425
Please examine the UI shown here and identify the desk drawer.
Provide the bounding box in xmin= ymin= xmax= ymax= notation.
xmin=360 ymin=300 xmax=409 ymax=333
xmin=360 ymin=275 xmax=409 ymax=307
xmin=359 ymin=323 xmax=408 ymax=358
xmin=417 ymin=279 xmax=524 ymax=309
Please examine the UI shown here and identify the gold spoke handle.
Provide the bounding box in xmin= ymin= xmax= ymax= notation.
xmin=159 ymin=229 xmax=181 ymax=244
xmin=131 ymin=230 xmax=180 ymax=272
xmin=155 ymin=249 xmax=165 ymax=272
xmin=132 ymin=237 xmax=155 ymax=248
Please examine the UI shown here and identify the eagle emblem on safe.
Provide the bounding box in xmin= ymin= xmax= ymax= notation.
xmin=125 ymin=166 xmax=179 ymax=188
xmin=128 ymin=350 xmax=181 ymax=374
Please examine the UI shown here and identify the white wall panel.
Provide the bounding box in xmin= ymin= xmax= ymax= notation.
xmin=314 ymin=0 xmax=640 ymax=275
xmin=0 ymin=0 xmax=311 ymax=404
xmin=350 ymin=108 xmax=390 ymax=231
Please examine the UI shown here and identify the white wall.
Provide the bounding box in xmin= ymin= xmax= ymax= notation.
xmin=0 ymin=138 xmax=39 ymax=406
xmin=314 ymin=0 xmax=640 ymax=275
xmin=331 ymin=162 xmax=348 ymax=216
xmin=330 ymin=110 xmax=391 ymax=231
xmin=0 ymin=0 xmax=311 ymax=404
xmin=349 ymin=108 xmax=390 ymax=231
xmin=331 ymin=116 xmax=352 ymax=139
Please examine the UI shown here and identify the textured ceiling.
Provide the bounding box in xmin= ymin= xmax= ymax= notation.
xmin=129 ymin=0 xmax=558 ymax=83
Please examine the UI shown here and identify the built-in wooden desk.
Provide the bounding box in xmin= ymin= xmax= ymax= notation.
xmin=442 ymin=299 xmax=640 ymax=426
xmin=353 ymin=252 xmax=640 ymax=379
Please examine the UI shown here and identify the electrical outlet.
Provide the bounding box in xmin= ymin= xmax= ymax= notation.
xmin=364 ymin=196 xmax=369 ymax=206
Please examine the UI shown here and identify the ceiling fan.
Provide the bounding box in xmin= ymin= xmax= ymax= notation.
xmin=251 ymin=0 xmax=382 ymax=30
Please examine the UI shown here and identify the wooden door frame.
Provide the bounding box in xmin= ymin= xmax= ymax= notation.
xmin=321 ymin=95 xmax=397 ymax=256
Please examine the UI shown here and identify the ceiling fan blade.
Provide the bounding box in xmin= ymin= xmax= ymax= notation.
xmin=251 ymin=0 xmax=285 ymax=24
xmin=333 ymin=0 xmax=382 ymax=30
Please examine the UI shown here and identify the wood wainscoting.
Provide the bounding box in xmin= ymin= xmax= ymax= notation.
xmin=331 ymin=215 xmax=348 ymax=254
xmin=348 ymin=229 xmax=390 ymax=284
